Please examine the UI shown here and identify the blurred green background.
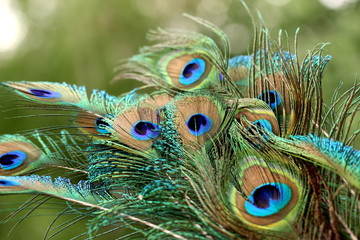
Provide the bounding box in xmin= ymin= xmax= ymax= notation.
xmin=0 ymin=0 xmax=359 ymax=239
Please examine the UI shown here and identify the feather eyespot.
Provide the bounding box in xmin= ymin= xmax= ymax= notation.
xmin=186 ymin=113 xmax=213 ymax=136
xmin=0 ymin=179 xmax=20 ymax=187
xmin=244 ymin=183 xmax=292 ymax=217
xmin=95 ymin=117 xmax=111 ymax=134
xmin=130 ymin=121 xmax=160 ymax=140
xmin=232 ymin=161 xmax=301 ymax=226
xmin=165 ymin=54 xmax=213 ymax=89
xmin=257 ymin=90 xmax=282 ymax=110
xmin=29 ymin=89 xmax=62 ymax=98
xmin=179 ymin=58 xmax=206 ymax=85
xmin=0 ymin=151 xmax=27 ymax=170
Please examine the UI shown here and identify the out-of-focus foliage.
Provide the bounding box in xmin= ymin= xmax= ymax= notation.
xmin=0 ymin=0 xmax=358 ymax=239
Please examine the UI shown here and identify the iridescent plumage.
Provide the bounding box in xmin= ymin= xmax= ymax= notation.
xmin=0 ymin=14 xmax=359 ymax=240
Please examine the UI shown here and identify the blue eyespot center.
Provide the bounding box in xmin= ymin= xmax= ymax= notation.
xmin=179 ymin=58 xmax=206 ymax=85
xmin=29 ymin=89 xmax=62 ymax=98
xmin=248 ymin=119 xmax=273 ymax=136
xmin=244 ymin=183 xmax=292 ymax=217
xmin=95 ymin=117 xmax=111 ymax=134
xmin=186 ymin=113 xmax=213 ymax=136
xmin=257 ymin=90 xmax=282 ymax=110
xmin=0 ymin=179 xmax=20 ymax=187
xmin=131 ymin=121 xmax=160 ymax=140
xmin=219 ymin=73 xmax=224 ymax=81
xmin=0 ymin=151 xmax=27 ymax=170
xmin=253 ymin=185 xmax=280 ymax=208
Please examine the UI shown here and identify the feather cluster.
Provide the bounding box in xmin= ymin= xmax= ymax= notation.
xmin=0 ymin=15 xmax=359 ymax=239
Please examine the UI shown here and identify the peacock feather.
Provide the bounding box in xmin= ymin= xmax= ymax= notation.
xmin=0 ymin=11 xmax=359 ymax=240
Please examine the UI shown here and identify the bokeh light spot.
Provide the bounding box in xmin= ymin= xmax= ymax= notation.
xmin=0 ymin=0 xmax=27 ymax=53
xmin=319 ymin=0 xmax=358 ymax=9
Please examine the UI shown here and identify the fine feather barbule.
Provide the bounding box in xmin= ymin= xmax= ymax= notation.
xmin=0 ymin=14 xmax=359 ymax=240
